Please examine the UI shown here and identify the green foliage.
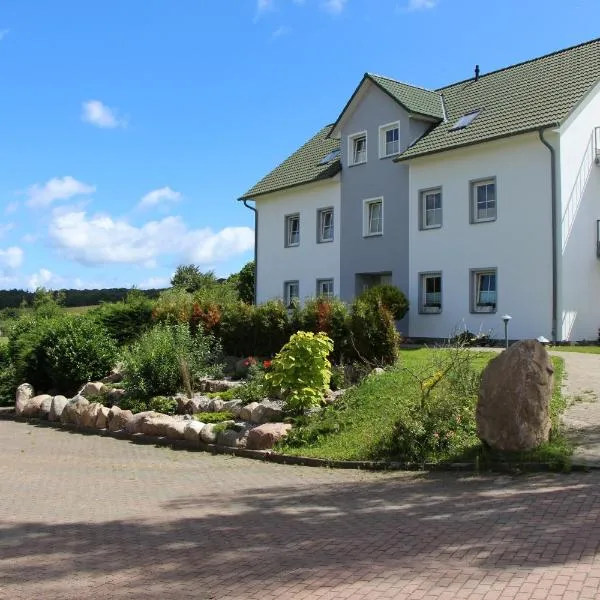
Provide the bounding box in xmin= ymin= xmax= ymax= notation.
xmin=206 ymin=389 xmax=236 ymax=400
xmin=149 ymin=396 xmax=177 ymax=415
xmin=122 ymin=323 xmax=222 ymax=399
xmin=357 ymin=284 xmax=409 ymax=321
xmin=152 ymin=288 xmax=195 ymax=325
xmin=171 ymin=264 xmax=214 ymax=293
xmin=8 ymin=314 xmax=118 ymax=394
xmin=0 ymin=341 xmax=15 ymax=406
xmin=265 ymin=331 xmax=333 ymax=414
xmin=31 ymin=287 xmax=65 ymax=318
xmin=252 ymin=300 xmax=292 ymax=357
xmin=349 ymin=299 xmax=400 ymax=365
xmin=118 ymin=397 xmax=148 ymax=414
xmin=218 ymin=302 xmax=256 ymax=357
xmin=90 ymin=291 xmax=154 ymax=346
xmin=301 ymin=297 xmax=351 ymax=362
xmin=236 ymin=365 xmax=267 ymax=403
xmin=234 ymin=260 xmax=255 ymax=304
xmin=193 ymin=411 xmax=234 ymax=423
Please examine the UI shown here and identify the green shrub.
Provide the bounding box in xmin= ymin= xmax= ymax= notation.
xmin=118 ymin=397 xmax=148 ymax=414
xmin=193 ymin=411 xmax=234 ymax=423
xmin=265 ymin=331 xmax=333 ymax=414
xmin=90 ymin=291 xmax=154 ymax=346
xmin=301 ymin=297 xmax=351 ymax=362
xmin=206 ymin=389 xmax=236 ymax=400
xmin=357 ymin=284 xmax=409 ymax=321
xmin=236 ymin=365 xmax=267 ymax=403
xmin=0 ymin=342 xmax=15 ymax=406
xmin=122 ymin=323 xmax=222 ymax=399
xmin=252 ymin=300 xmax=292 ymax=357
xmin=349 ymin=299 xmax=400 ymax=365
xmin=8 ymin=314 xmax=118 ymax=394
xmin=152 ymin=288 xmax=195 ymax=325
xmin=218 ymin=302 xmax=255 ymax=357
xmin=148 ymin=396 xmax=177 ymax=415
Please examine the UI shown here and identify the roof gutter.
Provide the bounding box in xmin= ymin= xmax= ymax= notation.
xmin=242 ymin=199 xmax=258 ymax=305
xmin=538 ymin=126 xmax=559 ymax=342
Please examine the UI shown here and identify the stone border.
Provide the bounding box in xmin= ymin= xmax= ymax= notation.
xmin=0 ymin=407 xmax=592 ymax=473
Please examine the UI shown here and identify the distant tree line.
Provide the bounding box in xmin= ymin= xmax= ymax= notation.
xmin=0 ymin=288 xmax=165 ymax=309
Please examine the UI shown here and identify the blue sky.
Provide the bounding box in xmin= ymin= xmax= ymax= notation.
xmin=0 ymin=0 xmax=598 ymax=290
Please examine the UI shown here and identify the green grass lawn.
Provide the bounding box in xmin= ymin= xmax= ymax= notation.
xmin=549 ymin=345 xmax=600 ymax=354
xmin=278 ymin=349 xmax=570 ymax=469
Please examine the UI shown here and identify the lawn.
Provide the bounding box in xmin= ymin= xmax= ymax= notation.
xmin=549 ymin=345 xmax=600 ymax=354
xmin=278 ymin=348 xmax=570 ymax=469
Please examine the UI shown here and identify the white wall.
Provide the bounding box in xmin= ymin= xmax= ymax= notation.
xmin=255 ymin=178 xmax=341 ymax=304
xmin=409 ymin=134 xmax=553 ymax=340
xmin=559 ymin=81 xmax=600 ymax=341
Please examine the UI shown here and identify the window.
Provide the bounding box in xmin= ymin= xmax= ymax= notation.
xmin=317 ymin=279 xmax=334 ymax=298
xmin=284 ymin=281 xmax=300 ymax=308
xmin=419 ymin=272 xmax=442 ymax=314
xmin=450 ymin=110 xmax=480 ymax=131
xmin=471 ymin=178 xmax=497 ymax=223
xmin=420 ymin=188 xmax=442 ymax=229
xmin=285 ymin=214 xmax=300 ymax=247
xmin=363 ymin=198 xmax=383 ymax=236
xmin=379 ymin=122 xmax=400 ymax=158
xmin=317 ymin=208 xmax=334 ymax=243
xmin=318 ymin=148 xmax=341 ymax=165
xmin=348 ymin=131 xmax=367 ymax=166
xmin=471 ymin=269 xmax=497 ymax=313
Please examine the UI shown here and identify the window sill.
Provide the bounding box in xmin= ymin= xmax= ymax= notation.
xmin=379 ymin=153 xmax=400 ymax=160
xmin=471 ymin=307 xmax=497 ymax=314
xmin=285 ymin=243 xmax=300 ymax=248
xmin=472 ymin=218 xmax=497 ymax=224
xmin=421 ymin=224 xmax=442 ymax=231
xmin=363 ymin=232 xmax=383 ymax=238
xmin=348 ymin=160 xmax=367 ymax=167
xmin=419 ymin=308 xmax=442 ymax=314
xmin=317 ymin=238 xmax=334 ymax=244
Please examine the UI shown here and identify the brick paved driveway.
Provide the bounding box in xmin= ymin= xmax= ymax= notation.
xmin=2 ymin=421 xmax=600 ymax=599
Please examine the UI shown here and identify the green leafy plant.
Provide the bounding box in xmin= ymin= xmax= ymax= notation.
xmin=118 ymin=397 xmax=148 ymax=414
xmin=265 ymin=331 xmax=333 ymax=414
xmin=148 ymin=396 xmax=177 ymax=415
xmin=193 ymin=411 xmax=234 ymax=423
xmin=122 ymin=323 xmax=222 ymax=399
xmin=357 ymin=284 xmax=409 ymax=321
xmin=0 ymin=341 xmax=15 ymax=406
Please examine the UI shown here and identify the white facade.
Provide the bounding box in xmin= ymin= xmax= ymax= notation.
xmin=255 ymin=178 xmax=341 ymax=304
xmin=408 ymin=134 xmax=554 ymax=340
xmin=559 ymin=81 xmax=600 ymax=341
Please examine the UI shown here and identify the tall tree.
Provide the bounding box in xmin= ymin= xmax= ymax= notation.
xmin=236 ymin=260 xmax=255 ymax=304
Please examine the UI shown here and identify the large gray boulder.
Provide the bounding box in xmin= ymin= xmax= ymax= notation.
xmin=184 ymin=420 xmax=205 ymax=442
xmin=165 ymin=420 xmax=187 ymax=440
xmin=217 ymin=429 xmax=242 ymax=448
xmin=81 ymin=402 xmax=103 ymax=428
xmin=96 ymin=406 xmax=110 ymax=429
xmin=125 ymin=411 xmax=161 ymax=435
xmin=20 ymin=394 xmax=52 ymax=418
xmin=79 ymin=381 xmax=105 ymax=398
xmin=39 ymin=396 xmax=54 ymax=419
xmin=189 ymin=396 xmax=212 ymax=413
xmin=49 ymin=396 xmax=68 ymax=422
xmin=246 ymin=423 xmax=292 ymax=450
xmin=208 ymin=398 xmax=224 ymax=413
xmin=199 ymin=423 xmax=217 ymax=444
xmin=141 ymin=415 xmax=176 ymax=437
xmin=221 ymin=399 xmax=243 ymax=417
xmin=239 ymin=402 xmax=259 ymax=422
xmin=476 ymin=340 xmax=554 ymax=452
xmin=15 ymin=384 xmax=35 ymax=416
xmin=61 ymin=396 xmax=89 ymax=426
xmin=107 ymin=406 xmax=133 ymax=432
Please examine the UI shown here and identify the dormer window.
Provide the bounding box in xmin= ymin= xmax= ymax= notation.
xmin=450 ymin=110 xmax=480 ymax=131
xmin=379 ymin=122 xmax=400 ymax=158
xmin=348 ymin=131 xmax=367 ymax=166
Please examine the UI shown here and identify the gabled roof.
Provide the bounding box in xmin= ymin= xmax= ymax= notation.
xmin=329 ymin=73 xmax=444 ymax=137
xmin=398 ymin=37 xmax=600 ymax=161
xmin=239 ymin=124 xmax=341 ymax=201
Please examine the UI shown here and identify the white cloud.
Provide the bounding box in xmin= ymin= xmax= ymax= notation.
xmin=0 ymin=246 xmax=24 ymax=271
xmin=406 ymin=0 xmax=437 ymax=11
xmin=138 ymin=276 xmax=170 ymax=289
xmin=28 ymin=268 xmax=54 ymax=290
xmin=0 ymin=223 xmax=14 ymax=238
xmin=321 ymin=0 xmax=347 ymax=14
xmin=5 ymin=201 xmax=19 ymax=215
xmin=138 ymin=186 xmax=182 ymax=209
xmin=26 ymin=176 xmax=95 ymax=208
xmin=81 ymin=100 xmax=126 ymax=129
xmin=48 ymin=210 xmax=254 ymax=268
xmin=257 ymin=0 xmax=273 ymax=11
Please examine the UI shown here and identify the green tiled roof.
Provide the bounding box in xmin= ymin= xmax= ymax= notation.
xmin=398 ymin=38 xmax=600 ymax=161
xmin=367 ymin=74 xmax=444 ymax=120
xmin=239 ymin=124 xmax=341 ymax=200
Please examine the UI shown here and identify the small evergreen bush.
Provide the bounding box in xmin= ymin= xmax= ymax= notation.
xmin=0 ymin=341 xmax=15 ymax=406
xmin=357 ymin=284 xmax=409 ymax=321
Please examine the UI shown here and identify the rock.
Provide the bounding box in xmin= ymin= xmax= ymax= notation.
xmin=217 ymin=429 xmax=242 ymax=448
xmin=476 ymin=340 xmax=553 ymax=452
xmin=81 ymin=402 xmax=102 ymax=428
xmin=49 ymin=395 xmax=68 ymax=422
xmin=246 ymin=423 xmax=292 ymax=450
xmin=107 ymin=388 xmax=126 ymax=407
xmin=96 ymin=406 xmax=110 ymax=429
xmin=107 ymin=406 xmax=133 ymax=432
xmin=221 ymin=399 xmax=243 ymax=417
xmin=20 ymin=394 xmax=52 ymax=418
xmin=258 ymin=399 xmax=283 ymax=423
xmin=240 ymin=402 xmax=259 ymax=422
xmin=175 ymin=394 xmax=191 ymax=414
xmin=61 ymin=395 xmax=89 ymax=426
xmin=250 ymin=403 xmax=266 ymax=424
xmin=39 ymin=396 xmax=54 ymax=419
xmin=165 ymin=420 xmax=187 ymax=440
xmin=197 ymin=379 xmax=240 ymax=393
xmin=184 ymin=420 xmax=205 ymax=442
xmin=125 ymin=411 xmax=161 ymax=435
xmin=324 ymin=389 xmax=346 ymax=405
xmin=371 ymin=367 xmax=385 ymax=376
xmin=141 ymin=415 xmax=175 ymax=437
xmin=15 ymin=384 xmax=35 ymax=416
xmin=199 ymin=423 xmax=217 ymax=444
xmin=189 ymin=396 xmax=212 ymax=412
xmin=102 ymin=368 xmax=123 ymax=384
xmin=79 ymin=381 xmax=105 ymax=398
xmin=209 ymin=398 xmax=224 ymax=413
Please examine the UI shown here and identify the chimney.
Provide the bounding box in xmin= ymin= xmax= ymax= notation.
xmin=475 ymin=64 xmax=480 ymax=81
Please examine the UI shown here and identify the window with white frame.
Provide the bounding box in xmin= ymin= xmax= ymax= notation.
xmin=363 ymin=198 xmax=383 ymax=236
xmin=317 ymin=208 xmax=334 ymax=243
xmin=420 ymin=188 xmax=442 ymax=229
xmin=471 ymin=178 xmax=497 ymax=223
xmin=316 ymin=278 xmax=334 ymax=298
xmin=348 ymin=131 xmax=367 ymax=166
xmin=471 ymin=268 xmax=497 ymax=313
xmin=419 ymin=272 xmax=442 ymax=313
xmin=379 ymin=122 xmax=400 ymax=158
xmin=284 ymin=280 xmax=300 ymax=308
xmin=285 ymin=214 xmax=300 ymax=247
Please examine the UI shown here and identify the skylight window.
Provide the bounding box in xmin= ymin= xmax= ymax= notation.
xmin=450 ymin=110 xmax=480 ymax=131
xmin=318 ymin=148 xmax=341 ymax=165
